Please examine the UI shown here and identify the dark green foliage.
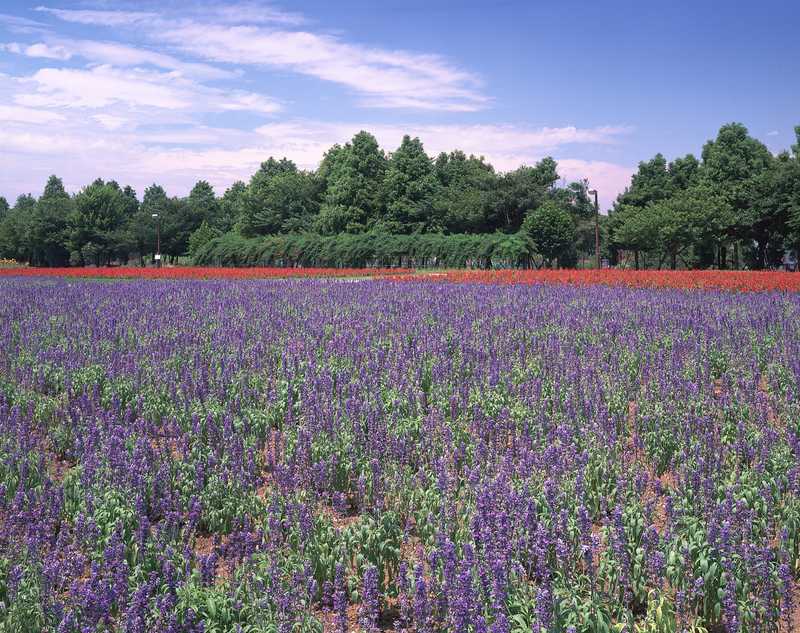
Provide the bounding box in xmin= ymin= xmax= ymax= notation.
xmin=315 ymin=132 xmax=387 ymax=234
xmin=194 ymin=231 xmax=532 ymax=269
xmin=69 ymin=179 xmax=135 ymax=266
xmin=0 ymin=194 xmax=35 ymax=262
xmin=432 ymin=150 xmax=497 ymax=233
xmin=187 ymin=221 xmax=222 ymax=259
xmin=219 ymin=181 xmax=247 ymax=233
xmin=381 ymin=135 xmax=439 ymax=233
xmin=521 ymin=200 xmax=577 ymax=267
xmin=29 ymin=176 xmax=72 ymax=267
xmin=240 ymin=159 xmax=319 ymax=236
xmin=610 ymin=122 xmax=800 ymax=270
xmin=489 ymin=158 xmax=560 ymax=232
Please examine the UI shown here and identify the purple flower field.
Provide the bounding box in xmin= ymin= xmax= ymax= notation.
xmin=1 ymin=278 xmax=799 ymax=632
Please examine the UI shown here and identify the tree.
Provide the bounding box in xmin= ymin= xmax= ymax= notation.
xmin=29 ymin=175 xmax=72 ymax=266
xmin=490 ymin=158 xmax=559 ymax=232
xmin=700 ymin=122 xmax=774 ymax=268
xmin=739 ymin=153 xmax=795 ymax=268
xmin=219 ymin=181 xmax=247 ymax=232
xmin=522 ymin=200 xmax=576 ymax=267
xmin=0 ymin=194 xmax=35 ymax=261
xmin=786 ymin=128 xmax=800 ymax=253
xmin=668 ymin=154 xmax=701 ymax=190
xmin=188 ymin=221 xmax=222 ymax=259
xmin=69 ymin=179 xmax=131 ymax=266
xmin=240 ymin=159 xmax=318 ymax=236
xmin=187 ymin=180 xmax=220 ymax=229
xmin=610 ymin=152 xmax=706 ymax=267
xmin=615 ymin=154 xmax=674 ymax=209
xmin=0 ymin=197 xmax=8 ymax=221
xmin=381 ymin=135 xmax=439 ymax=233
xmin=315 ymin=132 xmax=387 ymax=234
xmin=432 ymin=151 xmax=497 ymax=233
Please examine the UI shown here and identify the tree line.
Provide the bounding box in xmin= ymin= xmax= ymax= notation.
xmin=608 ymin=123 xmax=800 ymax=270
xmin=1 ymin=123 xmax=798 ymax=270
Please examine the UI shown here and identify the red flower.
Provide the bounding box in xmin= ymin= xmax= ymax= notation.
xmin=388 ymin=269 xmax=800 ymax=292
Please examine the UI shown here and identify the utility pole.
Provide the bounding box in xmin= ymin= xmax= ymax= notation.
xmin=588 ymin=188 xmax=600 ymax=268
xmin=152 ymin=213 xmax=161 ymax=268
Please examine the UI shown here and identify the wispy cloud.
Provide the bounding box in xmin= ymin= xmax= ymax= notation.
xmin=0 ymin=103 xmax=65 ymax=124
xmin=207 ymin=3 xmax=307 ymax=26
xmin=14 ymin=64 xmax=279 ymax=113
xmin=767 ymin=130 xmax=779 ymax=136
xmin=36 ymin=4 xmax=488 ymax=112
xmin=4 ymin=37 xmax=235 ymax=79
xmin=0 ymin=12 xmax=49 ymax=34
xmin=160 ymin=23 xmax=488 ymax=111
xmin=18 ymin=41 xmax=71 ymax=59
xmin=34 ymin=6 xmax=158 ymax=26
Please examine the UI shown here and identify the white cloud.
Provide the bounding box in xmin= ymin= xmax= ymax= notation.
xmin=14 ymin=65 xmax=280 ymax=114
xmin=0 ymin=13 xmax=49 ymax=34
xmin=36 ymin=5 xmax=488 ymax=112
xmin=92 ymin=114 xmax=128 ymax=130
xmin=4 ymin=37 xmax=234 ymax=80
xmin=17 ymin=66 xmax=195 ymax=109
xmin=556 ymin=159 xmax=635 ymax=209
xmin=767 ymin=130 xmax=779 ymax=136
xmin=23 ymin=42 xmax=71 ymax=59
xmin=208 ymin=3 xmax=306 ymax=26
xmin=35 ymin=6 xmax=158 ymax=26
xmin=0 ymin=104 xmax=65 ymax=124
xmin=252 ymin=120 xmax=631 ymax=171
xmin=161 ymin=23 xmax=487 ymax=111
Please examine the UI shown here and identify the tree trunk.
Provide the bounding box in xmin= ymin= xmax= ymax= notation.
xmin=634 ymin=250 xmax=639 ymax=270
xmin=671 ymin=252 xmax=677 ymax=270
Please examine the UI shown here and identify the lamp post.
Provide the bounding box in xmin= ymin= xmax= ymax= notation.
xmin=588 ymin=188 xmax=600 ymax=269
xmin=151 ymin=213 xmax=161 ymax=268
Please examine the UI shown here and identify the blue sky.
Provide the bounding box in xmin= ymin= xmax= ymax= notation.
xmin=1 ymin=1 xmax=798 ymax=209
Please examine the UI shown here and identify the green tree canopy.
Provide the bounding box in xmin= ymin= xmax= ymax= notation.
xmin=0 ymin=194 xmax=35 ymax=261
xmin=315 ymin=131 xmax=387 ymax=234
xmin=240 ymin=159 xmax=318 ymax=236
xmin=69 ymin=178 xmax=132 ymax=265
xmin=219 ymin=181 xmax=247 ymax=232
xmin=433 ymin=150 xmax=497 ymax=233
xmin=381 ymin=135 xmax=439 ymax=233
xmin=490 ymin=158 xmax=559 ymax=232
xmin=522 ymin=200 xmax=576 ymax=267
xmin=30 ymin=175 xmax=72 ymax=266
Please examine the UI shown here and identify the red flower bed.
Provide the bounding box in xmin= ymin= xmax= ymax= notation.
xmin=0 ymin=266 xmax=411 ymax=280
xmin=392 ymin=269 xmax=800 ymax=292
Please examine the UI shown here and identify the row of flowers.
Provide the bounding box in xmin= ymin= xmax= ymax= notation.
xmin=4 ymin=266 xmax=799 ymax=291
xmin=391 ymin=269 xmax=800 ymax=291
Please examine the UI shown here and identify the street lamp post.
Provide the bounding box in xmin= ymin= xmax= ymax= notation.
xmin=151 ymin=213 xmax=161 ymax=268
xmin=588 ymin=189 xmax=600 ymax=269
